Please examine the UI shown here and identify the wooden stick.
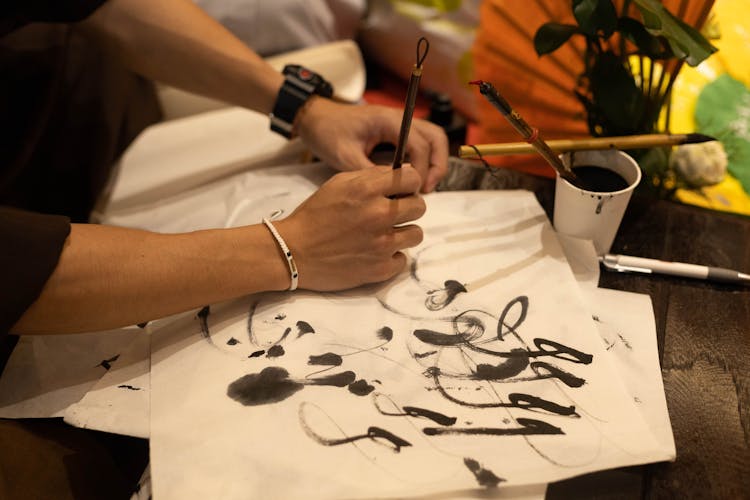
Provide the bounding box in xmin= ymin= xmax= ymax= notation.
xmin=459 ymin=133 xmax=716 ymax=158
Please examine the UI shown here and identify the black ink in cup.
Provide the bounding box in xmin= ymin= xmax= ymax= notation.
xmin=569 ymin=165 xmax=629 ymax=192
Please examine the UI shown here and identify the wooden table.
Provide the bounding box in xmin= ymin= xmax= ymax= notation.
xmin=440 ymin=161 xmax=750 ymax=499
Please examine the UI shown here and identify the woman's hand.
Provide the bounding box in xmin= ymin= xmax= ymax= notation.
xmin=295 ymin=97 xmax=449 ymax=193
xmin=274 ymin=164 xmax=426 ymax=291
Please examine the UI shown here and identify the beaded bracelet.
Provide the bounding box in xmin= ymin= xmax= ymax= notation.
xmin=262 ymin=218 xmax=298 ymax=291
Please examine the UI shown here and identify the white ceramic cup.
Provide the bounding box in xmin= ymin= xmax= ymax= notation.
xmin=553 ymin=149 xmax=642 ymax=255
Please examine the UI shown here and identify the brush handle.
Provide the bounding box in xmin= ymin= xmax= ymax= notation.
xmin=393 ymin=67 xmax=422 ymax=169
xmin=476 ymin=82 xmax=574 ymax=180
xmin=459 ymin=133 xmax=713 ymax=157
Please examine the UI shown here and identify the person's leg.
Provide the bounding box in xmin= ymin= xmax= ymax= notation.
xmin=0 ymin=418 xmax=148 ymax=500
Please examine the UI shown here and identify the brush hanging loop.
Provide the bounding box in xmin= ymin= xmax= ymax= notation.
xmin=416 ymin=37 xmax=430 ymax=68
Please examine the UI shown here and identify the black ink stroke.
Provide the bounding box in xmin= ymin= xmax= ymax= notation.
xmin=227 ymin=367 xmax=357 ymax=406
xmin=377 ymin=326 xmax=394 ymax=342
xmin=296 ymin=320 xmax=315 ymax=337
xmin=117 ymin=384 xmax=141 ymax=391
xmin=197 ymin=305 xmax=211 ymax=342
xmin=248 ymin=350 xmax=265 ymax=358
xmin=426 ymin=368 xmax=578 ymax=416
xmin=308 ymin=353 xmax=343 ymax=366
xmin=348 ymin=379 xmax=375 ymax=396
xmin=302 ymin=422 xmax=412 ymax=453
xmin=372 ymin=393 xmax=457 ymax=426
xmin=310 ymin=371 xmax=356 ymax=387
xmin=423 ymin=418 xmax=564 ymax=436
xmin=305 ymin=325 xmax=396 ymax=379
xmin=496 ymin=295 xmax=527 ymax=341
xmin=226 ymin=337 xmax=240 ymax=346
xmin=530 ymin=361 xmax=586 ymax=388
xmin=267 ymin=345 xmax=285 ymax=358
xmin=227 ymin=367 xmax=304 ymax=406
xmin=413 ymin=309 xmax=486 ymax=346
xmin=426 ymin=280 xmax=467 ymax=311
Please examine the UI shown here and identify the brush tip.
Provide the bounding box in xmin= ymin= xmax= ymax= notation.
xmin=684 ymin=133 xmax=717 ymax=144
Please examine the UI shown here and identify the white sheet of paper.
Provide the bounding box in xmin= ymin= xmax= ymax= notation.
xmin=63 ymin=330 xmax=151 ymax=438
xmin=101 ymin=162 xmax=331 ymax=233
xmin=555 ymin=234 xmax=600 ymax=290
xmin=0 ymin=328 xmax=139 ymax=418
xmin=584 ymin=287 xmax=675 ymax=455
xmin=149 ymin=190 xmax=671 ymax=499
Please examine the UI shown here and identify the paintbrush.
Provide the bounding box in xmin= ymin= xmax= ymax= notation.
xmin=469 ymin=80 xmax=576 ymax=181
xmin=458 ymin=133 xmax=717 ymax=158
xmin=393 ymin=37 xmax=430 ymax=170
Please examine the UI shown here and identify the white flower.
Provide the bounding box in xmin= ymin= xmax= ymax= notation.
xmin=670 ymin=141 xmax=728 ymax=187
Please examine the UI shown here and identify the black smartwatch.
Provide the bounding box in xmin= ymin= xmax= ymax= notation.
xmin=269 ymin=65 xmax=334 ymax=138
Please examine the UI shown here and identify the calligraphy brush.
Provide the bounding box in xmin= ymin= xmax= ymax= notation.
xmin=458 ymin=133 xmax=717 ymax=158
xmin=469 ymin=80 xmax=576 ymax=181
xmin=393 ymin=37 xmax=430 ymax=170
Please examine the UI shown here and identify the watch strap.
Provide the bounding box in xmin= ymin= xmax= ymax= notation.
xmin=270 ymin=65 xmax=333 ymax=138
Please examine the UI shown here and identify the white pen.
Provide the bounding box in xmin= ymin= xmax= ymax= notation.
xmin=600 ymin=253 xmax=750 ymax=285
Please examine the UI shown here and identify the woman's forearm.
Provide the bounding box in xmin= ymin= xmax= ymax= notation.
xmin=13 ymin=223 xmax=288 ymax=334
xmin=79 ymin=0 xmax=283 ymax=114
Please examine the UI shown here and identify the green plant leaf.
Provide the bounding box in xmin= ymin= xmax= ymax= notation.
xmin=694 ymin=74 xmax=750 ymax=193
xmin=589 ymin=51 xmax=644 ymax=135
xmin=534 ymin=23 xmax=579 ymax=55
xmin=573 ymin=0 xmax=618 ymax=37
xmin=632 ymin=0 xmax=717 ymax=66
xmin=617 ymin=16 xmax=671 ymax=59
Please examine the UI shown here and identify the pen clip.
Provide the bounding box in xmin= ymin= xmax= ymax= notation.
xmin=601 ymin=260 xmax=653 ymax=274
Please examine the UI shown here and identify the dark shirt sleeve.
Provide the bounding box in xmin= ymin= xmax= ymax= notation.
xmin=0 ymin=207 xmax=70 ymax=336
xmin=1 ymin=0 xmax=108 ymax=37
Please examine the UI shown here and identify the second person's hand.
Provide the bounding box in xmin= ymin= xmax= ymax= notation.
xmin=295 ymin=97 xmax=449 ymax=194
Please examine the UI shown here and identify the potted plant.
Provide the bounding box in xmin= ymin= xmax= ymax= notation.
xmin=533 ymin=0 xmax=718 ymax=196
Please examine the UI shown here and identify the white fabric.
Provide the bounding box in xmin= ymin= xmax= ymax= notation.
xmin=195 ymin=0 xmax=366 ymax=56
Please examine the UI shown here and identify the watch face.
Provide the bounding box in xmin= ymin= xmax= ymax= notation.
xmin=297 ymin=68 xmax=314 ymax=81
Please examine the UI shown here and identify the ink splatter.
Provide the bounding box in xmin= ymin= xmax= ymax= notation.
xmin=348 ymin=379 xmax=375 ymax=396
xmin=117 ymin=384 xmax=141 ymax=391
xmin=426 ymin=280 xmax=467 ymax=311
xmin=308 ymin=353 xmax=343 ymax=366
xmin=227 ymin=367 xmax=304 ymax=406
xmin=137 ymin=322 xmax=148 ymax=329
xmin=226 ymin=337 xmax=240 ymax=346
xmin=267 ymin=345 xmax=285 ymax=358
xmin=296 ymin=321 xmax=315 ymax=337
xmin=274 ymin=313 xmax=286 ymax=320
xmin=463 ymin=458 xmax=504 ymax=488
xmin=97 ymin=354 xmax=120 ymax=370
xmin=248 ymin=350 xmax=265 ymax=358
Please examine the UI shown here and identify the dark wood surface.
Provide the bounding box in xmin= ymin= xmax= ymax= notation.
xmin=440 ymin=161 xmax=750 ymax=499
